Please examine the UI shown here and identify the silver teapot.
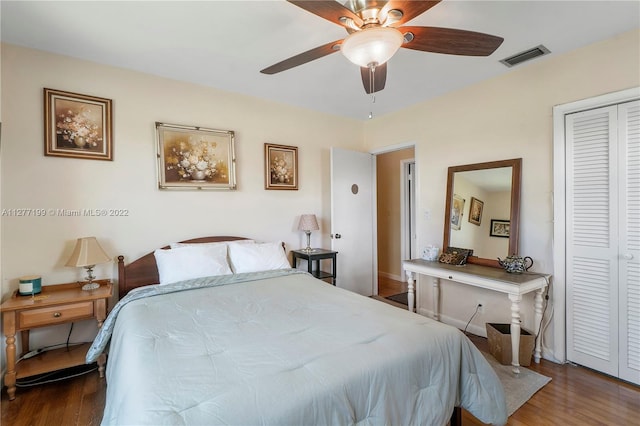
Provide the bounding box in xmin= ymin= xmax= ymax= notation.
xmin=497 ymin=254 xmax=533 ymax=273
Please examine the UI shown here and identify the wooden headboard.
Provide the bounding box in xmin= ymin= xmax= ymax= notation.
xmin=117 ymin=236 xmax=252 ymax=298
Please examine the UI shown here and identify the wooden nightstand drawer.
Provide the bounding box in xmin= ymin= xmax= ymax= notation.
xmin=18 ymin=302 xmax=94 ymax=328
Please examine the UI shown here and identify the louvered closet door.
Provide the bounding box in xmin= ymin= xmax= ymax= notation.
xmin=566 ymin=100 xmax=640 ymax=385
xmin=566 ymin=105 xmax=619 ymax=377
xmin=618 ymin=100 xmax=640 ymax=385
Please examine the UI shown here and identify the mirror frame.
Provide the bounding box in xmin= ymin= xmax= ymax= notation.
xmin=442 ymin=158 xmax=522 ymax=268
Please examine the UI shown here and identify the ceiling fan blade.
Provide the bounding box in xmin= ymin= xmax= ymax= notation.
xmin=400 ymin=26 xmax=504 ymax=56
xmin=360 ymin=63 xmax=387 ymax=94
xmin=260 ymin=39 xmax=343 ymax=74
xmin=381 ymin=1 xmax=441 ymax=27
xmin=287 ymin=1 xmax=363 ymax=28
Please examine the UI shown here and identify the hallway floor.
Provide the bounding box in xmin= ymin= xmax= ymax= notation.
xmin=377 ymin=275 xmax=407 ymax=297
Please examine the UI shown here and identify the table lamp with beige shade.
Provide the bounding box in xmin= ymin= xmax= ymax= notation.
xmin=65 ymin=237 xmax=111 ymax=291
xmin=298 ymin=214 xmax=319 ymax=253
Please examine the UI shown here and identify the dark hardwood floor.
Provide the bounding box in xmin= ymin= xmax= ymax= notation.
xmin=2 ymin=277 xmax=637 ymax=425
xmin=378 ymin=274 xmax=408 ymax=298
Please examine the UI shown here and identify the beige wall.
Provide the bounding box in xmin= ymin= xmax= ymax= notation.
xmin=0 ymin=43 xmax=363 ymax=349
xmin=376 ymin=147 xmax=414 ymax=279
xmin=363 ymin=29 xmax=640 ymax=360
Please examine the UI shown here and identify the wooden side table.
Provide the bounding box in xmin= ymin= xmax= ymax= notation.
xmin=0 ymin=279 xmax=112 ymax=400
xmin=291 ymin=249 xmax=338 ymax=285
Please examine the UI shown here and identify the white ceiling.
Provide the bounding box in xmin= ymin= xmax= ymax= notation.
xmin=456 ymin=167 xmax=513 ymax=192
xmin=2 ymin=1 xmax=638 ymax=121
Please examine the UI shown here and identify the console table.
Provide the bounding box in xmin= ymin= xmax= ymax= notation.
xmin=402 ymin=259 xmax=550 ymax=374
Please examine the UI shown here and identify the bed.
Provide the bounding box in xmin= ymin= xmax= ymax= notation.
xmin=87 ymin=236 xmax=507 ymax=425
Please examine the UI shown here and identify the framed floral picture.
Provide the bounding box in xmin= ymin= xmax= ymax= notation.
xmin=44 ymin=88 xmax=113 ymax=160
xmin=156 ymin=122 xmax=236 ymax=190
xmin=469 ymin=196 xmax=484 ymax=226
xmin=264 ymin=143 xmax=298 ymax=190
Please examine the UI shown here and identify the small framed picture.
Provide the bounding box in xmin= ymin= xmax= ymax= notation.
xmin=468 ymin=197 xmax=484 ymax=226
xmin=44 ymin=88 xmax=113 ymax=160
xmin=490 ymin=219 xmax=510 ymax=238
xmin=451 ymin=194 xmax=465 ymax=230
xmin=156 ymin=122 xmax=236 ymax=190
xmin=264 ymin=143 xmax=298 ymax=190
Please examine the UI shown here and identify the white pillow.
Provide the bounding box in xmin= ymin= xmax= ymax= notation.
xmin=170 ymin=239 xmax=254 ymax=249
xmin=228 ymin=241 xmax=291 ymax=273
xmin=154 ymin=244 xmax=232 ymax=285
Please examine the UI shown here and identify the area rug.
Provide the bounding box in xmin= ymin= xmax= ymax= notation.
xmin=385 ymin=291 xmax=408 ymax=305
xmin=481 ymin=351 xmax=551 ymax=416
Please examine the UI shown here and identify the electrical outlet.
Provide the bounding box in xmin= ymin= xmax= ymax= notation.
xmin=477 ymin=302 xmax=484 ymax=314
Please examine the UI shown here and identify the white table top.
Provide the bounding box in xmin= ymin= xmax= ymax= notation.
xmin=403 ymin=259 xmax=550 ymax=295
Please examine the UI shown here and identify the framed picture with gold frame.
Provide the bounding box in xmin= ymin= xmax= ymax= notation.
xmin=469 ymin=196 xmax=484 ymax=226
xmin=264 ymin=143 xmax=298 ymax=190
xmin=44 ymin=88 xmax=113 ymax=160
xmin=156 ymin=122 xmax=236 ymax=190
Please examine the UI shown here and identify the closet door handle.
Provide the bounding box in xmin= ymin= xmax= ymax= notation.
xmin=622 ymin=253 xmax=634 ymax=260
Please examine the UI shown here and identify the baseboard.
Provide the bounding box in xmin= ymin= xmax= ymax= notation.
xmin=416 ymin=307 xmax=487 ymax=337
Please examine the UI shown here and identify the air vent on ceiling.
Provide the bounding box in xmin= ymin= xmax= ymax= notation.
xmin=500 ymin=45 xmax=550 ymax=67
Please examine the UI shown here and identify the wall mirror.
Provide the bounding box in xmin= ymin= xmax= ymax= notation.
xmin=442 ymin=158 xmax=522 ymax=267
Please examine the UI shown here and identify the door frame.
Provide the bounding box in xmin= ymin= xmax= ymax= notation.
xmin=370 ymin=142 xmax=418 ymax=294
xmin=552 ymin=87 xmax=639 ymax=363
xmin=400 ymin=159 xmax=416 ymax=282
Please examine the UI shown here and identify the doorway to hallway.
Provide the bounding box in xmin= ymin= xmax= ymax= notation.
xmin=376 ymin=146 xmax=415 ymax=294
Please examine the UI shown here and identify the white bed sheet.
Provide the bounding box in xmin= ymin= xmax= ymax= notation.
xmin=91 ymin=270 xmax=507 ymax=425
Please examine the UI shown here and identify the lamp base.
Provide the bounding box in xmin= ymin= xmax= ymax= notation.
xmin=81 ymin=281 xmax=100 ymax=291
xmin=302 ymin=231 xmax=316 ymax=253
xmin=301 ymin=247 xmax=316 ymax=253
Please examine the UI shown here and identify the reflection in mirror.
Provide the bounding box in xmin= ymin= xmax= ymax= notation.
xmin=449 ymin=168 xmax=512 ymax=258
xmin=443 ymin=159 xmax=521 ymax=268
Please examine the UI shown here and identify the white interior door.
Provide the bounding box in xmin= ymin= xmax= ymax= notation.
xmin=565 ymin=105 xmax=620 ymax=377
xmin=330 ymin=147 xmax=375 ymax=296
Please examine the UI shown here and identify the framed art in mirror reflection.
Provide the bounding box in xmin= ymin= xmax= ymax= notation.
xmin=490 ymin=219 xmax=510 ymax=238
xmin=451 ymin=194 xmax=465 ymax=230
xmin=469 ymin=197 xmax=484 ymax=226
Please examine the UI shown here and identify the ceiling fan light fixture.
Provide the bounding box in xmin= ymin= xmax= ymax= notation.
xmin=340 ymin=26 xmax=403 ymax=68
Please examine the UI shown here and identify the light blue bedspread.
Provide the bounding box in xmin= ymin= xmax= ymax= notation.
xmin=90 ymin=270 xmax=507 ymax=425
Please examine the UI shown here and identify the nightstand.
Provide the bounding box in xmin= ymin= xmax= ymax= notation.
xmin=0 ymin=279 xmax=112 ymax=400
xmin=291 ymin=249 xmax=338 ymax=285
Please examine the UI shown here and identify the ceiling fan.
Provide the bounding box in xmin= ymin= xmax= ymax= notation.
xmin=261 ymin=0 xmax=504 ymax=94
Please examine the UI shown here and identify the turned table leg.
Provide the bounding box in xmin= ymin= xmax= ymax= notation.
xmin=432 ymin=276 xmax=440 ymax=321
xmin=3 ymin=312 xmax=17 ymax=400
xmin=533 ymin=287 xmax=546 ymax=363
xmin=407 ymin=272 xmax=415 ymax=313
xmin=508 ymin=293 xmax=522 ymax=374
xmin=95 ymin=298 xmax=108 ymax=378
